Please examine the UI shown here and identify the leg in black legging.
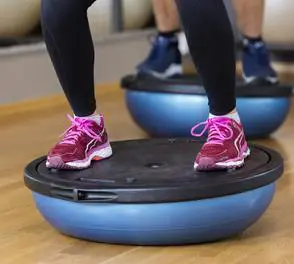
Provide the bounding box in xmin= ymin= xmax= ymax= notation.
xmin=175 ymin=0 xmax=236 ymax=115
xmin=175 ymin=0 xmax=250 ymax=171
xmin=41 ymin=0 xmax=96 ymax=117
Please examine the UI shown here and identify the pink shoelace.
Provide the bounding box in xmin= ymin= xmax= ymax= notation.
xmin=191 ymin=118 xmax=233 ymax=145
xmin=60 ymin=115 xmax=102 ymax=145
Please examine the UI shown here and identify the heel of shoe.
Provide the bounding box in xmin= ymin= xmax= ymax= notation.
xmin=92 ymin=144 xmax=113 ymax=161
xmin=242 ymin=147 xmax=251 ymax=158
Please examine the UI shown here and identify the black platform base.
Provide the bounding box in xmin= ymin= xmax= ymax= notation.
xmin=122 ymin=74 xmax=293 ymax=96
xmin=25 ymin=139 xmax=283 ymax=203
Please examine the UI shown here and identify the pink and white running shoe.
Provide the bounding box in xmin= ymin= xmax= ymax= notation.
xmin=191 ymin=117 xmax=250 ymax=171
xmin=46 ymin=114 xmax=112 ymax=170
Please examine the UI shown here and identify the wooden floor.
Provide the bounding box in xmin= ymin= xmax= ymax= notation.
xmin=1 ymin=84 xmax=294 ymax=264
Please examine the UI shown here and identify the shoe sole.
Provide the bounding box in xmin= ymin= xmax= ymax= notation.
xmin=46 ymin=144 xmax=113 ymax=170
xmin=194 ymin=148 xmax=251 ymax=171
xmin=242 ymin=74 xmax=278 ymax=84
xmin=139 ymin=64 xmax=183 ymax=79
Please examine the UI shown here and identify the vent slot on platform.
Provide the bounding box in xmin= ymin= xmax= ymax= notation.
xmin=51 ymin=187 xmax=118 ymax=202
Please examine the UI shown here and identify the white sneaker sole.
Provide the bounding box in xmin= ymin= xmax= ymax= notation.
xmin=46 ymin=145 xmax=113 ymax=170
xmin=194 ymin=148 xmax=251 ymax=170
xmin=243 ymin=74 xmax=278 ymax=84
xmin=66 ymin=145 xmax=113 ymax=168
xmin=139 ymin=64 xmax=183 ymax=79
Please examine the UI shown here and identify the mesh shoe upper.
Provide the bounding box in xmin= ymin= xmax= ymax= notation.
xmin=137 ymin=35 xmax=182 ymax=75
xmin=47 ymin=115 xmax=108 ymax=163
xmin=242 ymin=40 xmax=278 ymax=82
xmin=191 ymin=117 xmax=248 ymax=167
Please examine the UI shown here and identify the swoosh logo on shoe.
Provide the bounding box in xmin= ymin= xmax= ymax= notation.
xmin=234 ymin=128 xmax=244 ymax=157
xmin=85 ymin=139 xmax=97 ymax=155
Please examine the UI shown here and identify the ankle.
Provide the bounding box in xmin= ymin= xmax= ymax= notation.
xmin=74 ymin=112 xmax=102 ymax=126
xmin=209 ymin=110 xmax=241 ymax=124
xmin=243 ymin=35 xmax=264 ymax=47
xmin=158 ymin=29 xmax=179 ymax=39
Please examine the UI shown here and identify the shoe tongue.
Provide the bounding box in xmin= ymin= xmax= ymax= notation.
xmin=207 ymin=119 xmax=231 ymax=141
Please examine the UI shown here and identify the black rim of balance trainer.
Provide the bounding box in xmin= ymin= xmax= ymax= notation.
xmin=121 ymin=74 xmax=293 ymax=97
xmin=24 ymin=139 xmax=284 ymax=204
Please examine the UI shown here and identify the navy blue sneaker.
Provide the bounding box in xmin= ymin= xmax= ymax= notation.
xmin=137 ymin=34 xmax=183 ymax=78
xmin=242 ymin=39 xmax=278 ymax=84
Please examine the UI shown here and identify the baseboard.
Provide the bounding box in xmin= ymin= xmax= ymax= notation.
xmin=0 ymin=83 xmax=117 ymax=121
xmin=0 ymin=29 xmax=154 ymax=105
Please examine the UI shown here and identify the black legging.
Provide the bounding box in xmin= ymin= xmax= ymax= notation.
xmin=41 ymin=0 xmax=236 ymax=117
